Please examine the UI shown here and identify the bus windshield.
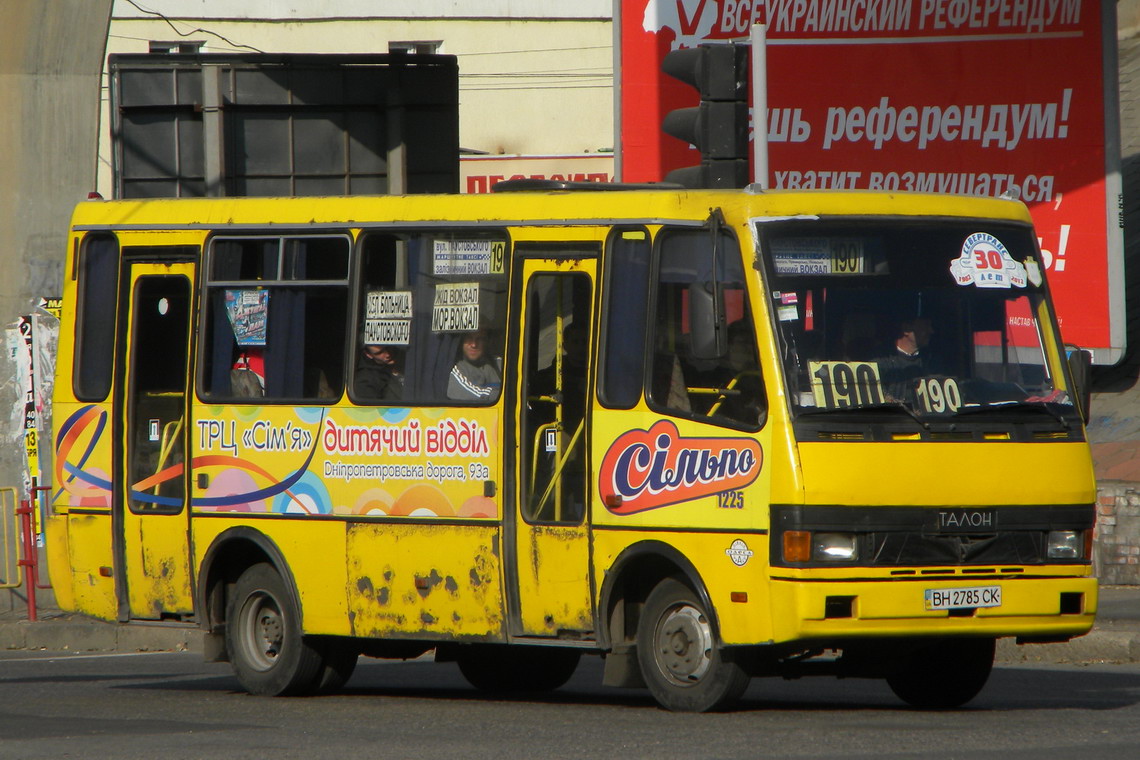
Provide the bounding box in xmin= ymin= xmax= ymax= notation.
xmin=754 ymin=217 xmax=1079 ymax=424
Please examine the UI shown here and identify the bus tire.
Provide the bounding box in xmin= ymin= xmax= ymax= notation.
xmin=886 ymin=637 xmax=995 ymax=709
xmin=226 ymin=563 xmax=324 ymax=696
xmin=636 ymin=577 xmax=750 ymax=712
xmin=456 ymin=644 xmax=581 ymax=693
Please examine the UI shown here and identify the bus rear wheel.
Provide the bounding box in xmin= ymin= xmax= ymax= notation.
xmin=886 ymin=637 xmax=995 ymax=708
xmin=636 ymin=577 xmax=750 ymax=712
xmin=456 ymin=644 xmax=581 ymax=693
xmin=226 ymin=563 xmax=325 ymax=696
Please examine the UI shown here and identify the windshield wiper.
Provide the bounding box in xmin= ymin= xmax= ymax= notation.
xmin=954 ymin=400 xmax=1071 ymax=429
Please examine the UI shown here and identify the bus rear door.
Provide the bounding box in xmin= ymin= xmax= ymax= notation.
xmin=117 ymin=257 xmax=194 ymax=620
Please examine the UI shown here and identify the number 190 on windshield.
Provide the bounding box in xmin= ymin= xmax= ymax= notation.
xmin=809 ymin=361 xmax=884 ymax=409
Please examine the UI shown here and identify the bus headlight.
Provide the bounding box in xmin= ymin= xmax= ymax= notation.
xmin=1047 ymin=530 xmax=1082 ymax=560
xmin=782 ymin=531 xmax=860 ymax=563
xmin=813 ymin=532 xmax=859 ymax=561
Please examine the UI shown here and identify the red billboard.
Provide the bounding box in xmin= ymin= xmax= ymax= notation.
xmin=617 ymin=0 xmax=1125 ymax=363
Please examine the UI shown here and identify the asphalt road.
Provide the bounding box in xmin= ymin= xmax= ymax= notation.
xmin=2 ymin=651 xmax=1140 ymax=760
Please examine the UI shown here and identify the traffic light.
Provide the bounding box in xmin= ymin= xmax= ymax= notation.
xmin=661 ymin=43 xmax=750 ymax=189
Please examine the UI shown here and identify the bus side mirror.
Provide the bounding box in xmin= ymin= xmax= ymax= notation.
xmin=1065 ymin=344 xmax=1091 ymax=425
xmin=689 ymin=281 xmax=727 ymax=360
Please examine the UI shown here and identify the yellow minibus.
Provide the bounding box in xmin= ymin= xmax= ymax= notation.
xmin=48 ymin=182 xmax=1096 ymax=710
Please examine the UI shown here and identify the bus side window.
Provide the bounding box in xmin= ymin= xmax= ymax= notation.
xmin=599 ymin=227 xmax=650 ymax=408
xmin=201 ymin=235 xmax=350 ymax=402
xmin=648 ymin=227 xmax=765 ymax=428
xmin=354 ymin=234 xmax=407 ymax=403
xmin=74 ymin=233 xmax=119 ymax=401
xmin=354 ymin=230 xmax=508 ymax=405
xmin=647 ymin=228 xmax=710 ymax=415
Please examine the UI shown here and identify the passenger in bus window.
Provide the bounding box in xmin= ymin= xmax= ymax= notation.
xmin=447 ymin=328 xmax=502 ymax=401
xmin=356 ymin=343 xmax=404 ymax=401
xmin=878 ymin=316 xmax=934 ymax=401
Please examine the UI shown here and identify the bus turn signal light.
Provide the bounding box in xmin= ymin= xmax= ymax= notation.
xmin=784 ymin=530 xmax=812 ymax=563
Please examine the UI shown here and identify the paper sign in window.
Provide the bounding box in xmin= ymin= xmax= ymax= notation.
xmin=364 ymin=290 xmax=412 ymax=345
xmin=225 ymin=289 xmax=268 ymax=346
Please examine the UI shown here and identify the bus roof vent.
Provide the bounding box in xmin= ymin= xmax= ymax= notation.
xmin=491 ymin=179 xmax=686 ymax=193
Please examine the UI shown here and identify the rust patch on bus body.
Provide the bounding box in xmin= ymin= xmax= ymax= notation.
xmin=356 ymin=576 xmax=391 ymax=606
xmin=414 ymin=569 xmax=443 ymax=598
xmin=137 ymin=546 xmax=190 ymax=618
xmin=345 ymin=523 xmax=505 ymax=640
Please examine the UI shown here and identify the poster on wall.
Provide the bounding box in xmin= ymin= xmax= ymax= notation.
xmin=617 ymin=0 xmax=1125 ymax=363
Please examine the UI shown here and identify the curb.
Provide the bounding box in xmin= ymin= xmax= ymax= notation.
xmin=0 ymin=618 xmax=202 ymax=654
xmin=996 ymin=627 xmax=1140 ymax=664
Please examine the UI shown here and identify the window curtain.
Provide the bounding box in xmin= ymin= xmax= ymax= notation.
xmin=404 ymin=237 xmax=460 ymax=400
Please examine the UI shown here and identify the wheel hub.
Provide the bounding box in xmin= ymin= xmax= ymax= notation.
xmin=242 ymin=591 xmax=284 ymax=671
xmin=654 ymin=603 xmax=713 ymax=686
xmin=257 ymin=609 xmax=283 ymax=658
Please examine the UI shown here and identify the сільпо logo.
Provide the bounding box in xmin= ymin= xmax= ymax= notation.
xmin=598 ymin=420 xmax=762 ymax=515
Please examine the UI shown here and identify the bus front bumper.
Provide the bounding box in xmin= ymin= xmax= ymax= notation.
xmin=765 ymin=572 xmax=1098 ymax=645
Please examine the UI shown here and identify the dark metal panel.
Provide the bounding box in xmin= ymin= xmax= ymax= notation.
xmin=109 ymin=53 xmax=459 ymax=199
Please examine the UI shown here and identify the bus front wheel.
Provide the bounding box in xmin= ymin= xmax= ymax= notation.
xmin=636 ymin=577 xmax=750 ymax=712
xmin=226 ymin=563 xmax=324 ymax=696
xmin=885 ymin=637 xmax=995 ymax=708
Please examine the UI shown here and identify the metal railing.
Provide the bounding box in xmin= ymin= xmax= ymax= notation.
xmin=1 ymin=486 xmax=52 ymax=621
xmin=0 ymin=487 xmax=18 ymax=590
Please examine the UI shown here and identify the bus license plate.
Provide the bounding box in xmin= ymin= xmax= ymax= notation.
xmin=924 ymin=586 xmax=1001 ymax=610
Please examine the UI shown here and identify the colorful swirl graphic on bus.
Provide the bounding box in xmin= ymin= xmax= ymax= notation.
xmin=54 ymin=404 xmax=111 ymax=506
xmin=54 ymin=404 xmax=498 ymax=519
xmin=55 ymin=405 xmax=328 ymax=513
xmin=597 ymin=420 xmax=762 ymax=515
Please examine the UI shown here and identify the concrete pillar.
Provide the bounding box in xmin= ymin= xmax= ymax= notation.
xmin=0 ymin=0 xmax=113 ymax=613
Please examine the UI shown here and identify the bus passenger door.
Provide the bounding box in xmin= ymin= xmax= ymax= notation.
xmin=117 ymin=260 xmax=194 ymax=620
xmin=510 ymin=257 xmax=596 ymax=637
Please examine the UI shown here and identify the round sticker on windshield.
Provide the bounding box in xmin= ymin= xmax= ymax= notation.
xmin=949 ymin=233 xmax=1027 ymax=289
